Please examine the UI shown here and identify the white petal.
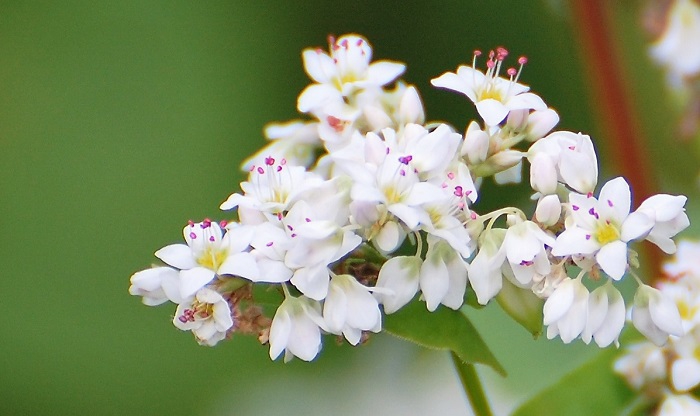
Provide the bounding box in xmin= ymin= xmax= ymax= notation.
xmin=475 ymin=99 xmax=509 ymax=126
xmin=620 ymin=211 xmax=654 ymax=242
xmin=671 ymin=358 xmax=700 ymax=391
xmin=543 ymin=278 xmax=575 ymax=325
xmin=596 ymin=240 xmax=628 ymax=280
xmin=179 ymin=267 xmax=216 ymax=299
xmin=366 ymin=61 xmax=405 ymax=86
xmin=302 ymin=49 xmax=336 ymax=84
xmin=155 ymin=244 xmax=197 ymax=270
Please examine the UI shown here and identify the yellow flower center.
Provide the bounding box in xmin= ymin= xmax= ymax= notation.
xmin=594 ymin=222 xmax=620 ymax=245
xmin=197 ymin=247 xmax=229 ymax=271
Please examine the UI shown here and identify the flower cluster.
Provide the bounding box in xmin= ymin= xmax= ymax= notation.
xmin=615 ymin=240 xmax=700 ymax=415
xmin=129 ymin=34 xmax=689 ymax=361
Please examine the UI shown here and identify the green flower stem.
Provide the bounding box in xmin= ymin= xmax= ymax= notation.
xmin=450 ymin=352 xmax=492 ymax=416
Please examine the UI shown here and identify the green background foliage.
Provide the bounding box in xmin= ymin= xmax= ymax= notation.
xmin=2 ymin=1 xmax=697 ymax=414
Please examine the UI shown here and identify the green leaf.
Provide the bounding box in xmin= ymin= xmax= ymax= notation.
xmin=384 ymin=300 xmax=506 ymax=375
xmin=496 ymin=279 xmax=543 ymax=338
xmin=512 ymin=348 xmax=639 ymax=416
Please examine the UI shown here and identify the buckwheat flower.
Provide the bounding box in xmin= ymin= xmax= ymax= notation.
xmin=461 ymin=121 xmax=490 ymax=166
xmin=657 ymin=279 xmax=700 ymax=332
xmin=631 ymin=284 xmax=684 ymax=346
xmin=129 ymin=266 xmax=183 ymax=305
xmin=269 ymin=294 xmax=327 ymax=362
xmin=527 ymin=131 xmax=598 ymax=194
xmin=154 ymin=220 xmax=256 ymax=299
xmin=468 ymin=228 xmax=507 ymax=305
xmin=323 ymin=274 xmax=382 ymax=345
xmin=543 ymin=277 xmax=589 ymax=343
xmin=551 ymin=177 xmax=655 ymax=280
xmin=581 ymin=282 xmax=626 ymax=347
xmin=419 ymin=237 xmax=468 ymax=311
xmin=637 ymin=194 xmax=689 ymax=254
xmin=501 ymin=216 xmax=555 ymax=286
xmin=614 ymin=341 xmax=667 ymax=390
xmin=521 ymin=108 xmax=560 ymax=142
xmin=375 ymin=255 xmax=422 ymax=313
xmin=298 ymin=34 xmax=405 ymax=113
xmin=431 ymin=48 xmax=546 ymax=126
xmin=173 ymin=288 xmax=234 ymax=347
xmin=650 ymin=0 xmax=700 ymax=86
xmin=669 ymin=326 xmax=700 ymax=391
xmin=219 ymin=157 xmax=324 ymax=218
xmin=657 ymin=393 xmax=700 ymax=416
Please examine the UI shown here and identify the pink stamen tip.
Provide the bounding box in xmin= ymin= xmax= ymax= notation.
xmin=488 ymin=50 xmax=495 ymax=59
xmin=188 ymin=220 xmax=194 ymax=227
xmin=454 ymin=185 xmax=464 ymax=197
xmin=458 ymin=202 xmax=465 ymax=209
xmin=290 ymin=233 xmax=296 ymax=238
xmin=486 ymin=60 xmax=495 ymax=69
xmin=266 ymin=242 xmax=273 ymax=247
xmin=280 ymin=158 xmax=287 ymax=165
xmin=287 ymin=225 xmax=294 ymax=231
xmin=257 ymin=167 xmax=264 ymax=174
xmin=341 ymin=39 xmax=349 ymax=48
xmin=356 ymin=39 xmax=362 ymax=46
xmin=447 ymin=172 xmax=455 ymax=180
xmin=189 ymin=232 xmax=197 ymax=239
xmin=587 ymin=192 xmax=594 ymax=198
xmin=305 ymin=217 xmax=311 ymax=222
xmin=586 ymin=234 xmax=591 ymax=240
xmin=466 ymin=190 xmax=473 ymax=195
xmin=178 ymin=315 xmax=189 ymax=323
xmin=202 ymin=219 xmax=212 ymax=228
xmin=276 ymin=166 xmax=282 ymax=172
xmin=568 ymin=146 xmax=576 ymax=150
xmin=209 ymin=236 xmax=215 ymax=242
xmin=470 ymin=212 xmax=477 ymax=220
xmin=572 ymin=205 xmax=579 ymax=211
xmin=507 ymin=68 xmax=517 ymax=76
xmin=398 ymin=155 xmax=413 ymax=165
xmin=473 ymin=50 xmax=482 ymax=57
xmin=315 ymin=48 xmax=323 ymax=54
xmin=219 ymin=220 xmax=228 ymax=228
xmin=441 ymin=182 xmax=448 ymax=188
xmin=327 ymin=35 xmax=336 ymax=45
xmin=496 ymin=47 xmax=508 ymax=60
xmin=518 ymin=56 xmax=528 ymax=65
xmin=265 ymin=156 xmax=275 ymax=166
xmin=249 ymin=165 xmax=255 ymax=172
xmin=607 ymin=200 xmax=613 ymax=207
xmin=399 ymin=169 xmax=406 ymax=176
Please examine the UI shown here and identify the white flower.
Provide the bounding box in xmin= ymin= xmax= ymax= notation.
xmin=657 ymin=393 xmax=700 ymax=416
xmin=613 ymin=341 xmax=667 ymax=390
xmin=543 ymin=277 xmax=589 ymax=343
xmin=581 ymin=282 xmax=626 ymax=347
xmin=419 ymin=237 xmax=468 ymax=311
xmin=374 ymin=255 xmax=422 ymax=313
xmin=527 ymin=131 xmax=598 ymax=194
xmin=637 ymin=194 xmax=689 ymax=254
xmin=663 ymin=240 xmax=700 ymax=280
xmin=431 ymin=48 xmax=546 ymax=126
xmin=173 ymin=288 xmax=234 ymax=346
xmin=298 ymin=34 xmax=405 ymax=113
xmin=500 ymin=217 xmax=555 ymax=286
xmin=468 ymin=228 xmax=507 ymax=305
xmin=631 ymin=284 xmax=684 ymax=346
xmin=129 ymin=266 xmax=182 ymax=305
xmin=551 ymin=177 xmax=655 ymax=280
xmin=269 ymin=295 xmax=327 ymax=362
xmin=220 ymin=158 xmax=324 ymax=218
xmin=650 ymin=0 xmax=700 ymax=86
xmin=154 ymin=220 xmax=257 ymax=299
xmin=323 ymin=274 xmax=382 ymax=345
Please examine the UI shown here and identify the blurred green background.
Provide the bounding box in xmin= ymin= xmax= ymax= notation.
xmin=2 ymin=1 xmax=698 ymax=415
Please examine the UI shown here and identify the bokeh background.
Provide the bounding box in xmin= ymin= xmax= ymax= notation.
xmin=2 ymin=1 xmax=698 ymax=415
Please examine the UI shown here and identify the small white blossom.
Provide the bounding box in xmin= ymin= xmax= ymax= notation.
xmin=581 ymin=282 xmax=626 ymax=347
xmin=552 ymin=177 xmax=655 ymax=280
xmin=527 ymin=131 xmax=598 ymax=194
xmin=269 ymin=295 xmax=327 ymax=362
xmin=613 ymin=341 xmax=667 ymax=390
xmin=173 ymin=288 xmax=234 ymax=346
xmin=669 ymin=326 xmax=700 ymax=391
xmin=657 ymin=393 xmax=700 ymax=416
xmin=631 ymin=284 xmax=684 ymax=346
xmin=468 ymin=228 xmax=507 ymax=305
xmin=650 ymin=0 xmax=700 ymax=86
xmin=129 ymin=266 xmax=182 ymax=305
xmin=637 ymin=194 xmax=689 ymax=254
xmin=543 ymin=277 xmax=589 ymax=343
xmin=419 ymin=237 xmax=468 ymax=311
xmin=431 ymin=48 xmax=546 ymax=126
xmin=323 ymin=274 xmax=382 ymax=345
xmin=375 ymin=255 xmax=422 ymax=313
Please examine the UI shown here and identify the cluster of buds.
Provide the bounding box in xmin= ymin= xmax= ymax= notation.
xmin=615 ymin=241 xmax=700 ymax=415
xmin=130 ymin=34 xmax=689 ymax=361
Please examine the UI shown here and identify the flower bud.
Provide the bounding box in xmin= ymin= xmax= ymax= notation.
xmin=461 ymin=121 xmax=490 ymax=165
xmin=631 ymin=284 xmax=684 ymax=346
xmin=398 ymin=85 xmax=425 ymax=125
xmin=529 ymin=152 xmax=558 ymax=195
xmin=525 ymin=108 xmax=559 ymax=141
xmin=535 ymin=194 xmax=562 ymax=227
